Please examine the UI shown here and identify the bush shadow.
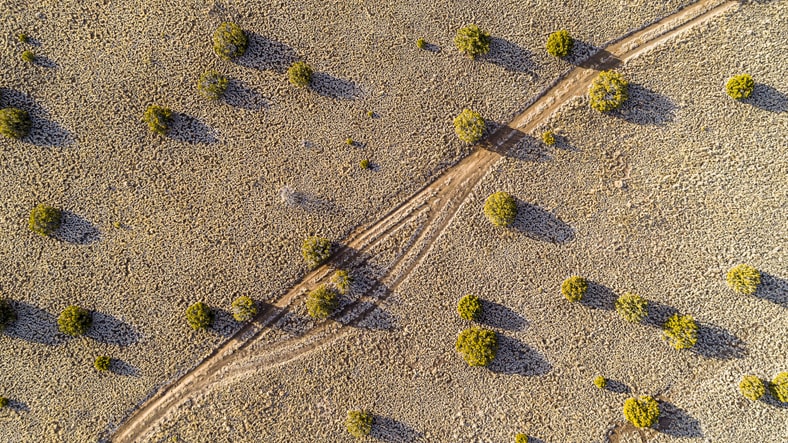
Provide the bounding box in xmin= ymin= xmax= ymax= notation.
xmin=371 ymin=415 xmax=423 ymax=442
xmin=484 ymin=127 xmax=552 ymax=162
xmin=6 ymin=399 xmax=30 ymax=412
xmin=511 ymin=198 xmax=575 ymax=244
xmin=656 ymin=401 xmax=704 ymax=438
xmin=756 ymin=273 xmax=787 ymax=307
xmin=86 ymin=312 xmax=140 ymax=346
xmin=223 ymin=80 xmax=270 ymax=111
xmin=565 ymin=39 xmax=601 ymax=66
xmin=692 ymin=323 xmax=747 ymax=360
xmin=279 ymin=187 xmax=338 ymax=213
xmin=0 ymin=88 xmax=73 ymax=146
xmin=482 ymin=38 xmax=537 ymax=74
xmin=575 ymin=47 xmax=621 ymax=71
xmin=168 ymin=113 xmax=217 ymax=144
xmin=349 ymin=300 xmax=397 ymax=331
xmin=643 ymin=300 xmax=679 ymax=328
xmin=611 ymin=84 xmax=677 ymax=126
xmin=211 ymin=308 xmax=238 ymax=337
xmin=4 ymin=300 xmax=64 ymax=345
xmin=111 ymin=358 xmax=141 ymax=377
xmin=480 ymin=300 xmax=527 ymax=331
xmin=605 ymin=379 xmax=631 ymax=394
xmin=489 ymin=335 xmax=551 ymax=376
xmin=310 ymin=72 xmax=361 ymax=100
xmin=53 ymin=211 xmax=101 ymax=244
xmin=581 ymin=281 xmax=616 ymax=311
xmin=235 ymin=32 xmax=297 ymax=73
xmin=743 ymin=84 xmax=788 ymax=113
xmin=762 ymin=390 xmax=788 ymax=409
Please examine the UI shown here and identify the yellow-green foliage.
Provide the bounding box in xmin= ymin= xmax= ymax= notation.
xmin=615 ymin=292 xmax=648 ymax=323
xmin=331 ymin=270 xmax=352 ymax=295
xmin=416 ymin=38 xmax=426 ymax=49
xmin=561 ymin=276 xmax=587 ymax=302
xmin=726 ymin=264 xmax=761 ymax=295
xmin=94 ymin=356 xmax=111 ymax=371
xmin=594 ymin=376 xmax=607 ymax=389
xmin=143 ymin=105 xmax=172 ymax=135
xmin=453 ymin=108 xmax=485 ymax=143
xmin=515 ymin=433 xmax=528 ymax=443
xmin=0 ymin=397 xmax=8 ymax=408
xmin=457 ymin=294 xmax=482 ymax=321
xmin=345 ymin=410 xmax=373 ymax=438
xmin=739 ymin=375 xmax=765 ymax=401
xmin=0 ymin=107 xmax=32 ymax=139
xmin=212 ymin=22 xmax=247 ymax=60
xmin=623 ymin=396 xmax=660 ymax=428
xmin=186 ymin=302 xmax=213 ymax=330
xmin=288 ymin=61 xmax=313 ymax=87
xmin=770 ymin=372 xmax=788 ymax=403
xmin=456 ymin=327 xmax=497 ymax=367
xmin=726 ymin=74 xmax=754 ymax=100
xmin=589 ymin=70 xmax=629 ymax=112
xmin=197 ymin=70 xmax=229 ymax=100
xmin=359 ymin=159 xmax=370 ymax=169
xmin=483 ymin=191 xmax=517 ymax=227
xmin=29 ymin=203 xmax=62 ymax=237
xmin=541 ymin=130 xmax=555 ymax=146
xmin=454 ymin=24 xmax=491 ymax=59
xmin=306 ymin=284 xmax=338 ymax=319
xmin=663 ymin=313 xmax=698 ymax=350
xmin=301 ymin=236 xmax=332 ymax=267
xmin=546 ymin=29 xmax=573 ymax=58
xmin=231 ymin=296 xmax=257 ymax=322
xmin=18 ymin=33 xmax=29 ymax=43
xmin=21 ymin=50 xmax=35 ymax=63
xmin=58 ymin=305 xmax=92 ymax=337
xmin=0 ymin=298 xmax=17 ymax=331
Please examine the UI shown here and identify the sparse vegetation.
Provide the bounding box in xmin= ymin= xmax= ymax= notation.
xmin=453 ymin=109 xmax=485 ymax=143
xmin=17 ymin=33 xmax=29 ymax=43
xmin=212 ymin=22 xmax=248 ymax=60
xmin=359 ymin=159 xmax=370 ymax=169
xmin=541 ymin=130 xmax=556 ymax=146
xmin=726 ymin=74 xmax=754 ymax=100
xmin=306 ymin=284 xmax=338 ymax=319
xmin=197 ymin=70 xmax=229 ymax=100
xmin=561 ymin=276 xmax=588 ymax=302
xmin=456 ymin=327 xmax=497 ymax=367
xmin=288 ymin=62 xmax=313 ymax=87
xmin=330 ymin=270 xmax=352 ymax=295
xmin=726 ymin=264 xmax=761 ymax=295
xmin=739 ymin=375 xmax=765 ymax=401
xmin=231 ymin=296 xmax=257 ymax=322
xmin=0 ymin=107 xmax=32 ymax=139
xmin=143 ymin=105 xmax=172 ymax=135
xmin=94 ymin=356 xmax=111 ymax=372
xmin=589 ymin=70 xmax=629 ymax=112
xmin=483 ymin=191 xmax=517 ymax=227
xmin=21 ymin=50 xmax=35 ymax=63
xmin=345 ymin=410 xmax=373 ymax=438
xmin=29 ymin=203 xmax=62 ymax=237
xmin=546 ymin=29 xmax=573 ymax=58
xmin=662 ymin=313 xmax=698 ymax=350
xmin=58 ymin=305 xmax=92 ymax=337
xmin=185 ymin=302 xmax=213 ymax=330
xmin=770 ymin=372 xmax=788 ymax=403
xmin=515 ymin=434 xmax=528 ymax=443
xmin=594 ymin=376 xmax=607 ymax=389
xmin=301 ymin=236 xmax=332 ymax=268
xmin=623 ymin=396 xmax=660 ymax=428
xmin=454 ymin=24 xmax=491 ymax=59
xmin=615 ymin=292 xmax=648 ymax=323
xmin=416 ymin=38 xmax=427 ymax=49
xmin=345 ymin=138 xmax=354 ymax=146
xmin=457 ymin=294 xmax=482 ymax=321
xmin=0 ymin=298 xmax=17 ymax=331
xmin=0 ymin=397 xmax=8 ymax=408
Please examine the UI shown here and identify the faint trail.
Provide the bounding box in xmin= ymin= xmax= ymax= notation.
xmin=111 ymin=1 xmax=736 ymax=440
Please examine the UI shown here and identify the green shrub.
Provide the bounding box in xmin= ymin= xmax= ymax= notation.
xmin=615 ymin=292 xmax=648 ymax=323
xmin=770 ymin=372 xmax=788 ymax=403
xmin=197 ymin=70 xmax=229 ymax=100
xmin=594 ymin=376 xmax=607 ymax=389
xmin=589 ymin=70 xmax=629 ymax=112
xmin=546 ymin=30 xmax=573 ymax=58
xmin=515 ymin=434 xmax=528 ymax=443
xmin=301 ymin=236 xmax=332 ymax=267
xmin=662 ymin=313 xmax=698 ymax=350
xmin=359 ymin=159 xmax=370 ymax=169
xmin=739 ymin=375 xmax=765 ymax=401
xmin=345 ymin=410 xmax=373 ymax=438
xmin=454 ymin=24 xmax=491 ymax=59
xmin=726 ymin=264 xmax=760 ymax=295
xmin=623 ymin=396 xmax=660 ymax=428
xmin=58 ymin=305 xmax=92 ymax=337
xmin=186 ymin=302 xmax=213 ymax=330
xmin=453 ymin=109 xmax=485 ymax=143
xmin=483 ymin=191 xmax=517 ymax=227
xmin=0 ymin=298 xmax=17 ymax=331
xmin=143 ymin=105 xmax=172 ymax=135
xmin=0 ymin=107 xmax=31 ymax=139
xmin=28 ymin=203 xmax=62 ymax=237
xmin=726 ymin=74 xmax=754 ymax=100
xmin=416 ymin=38 xmax=427 ymax=49
xmin=330 ymin=270 xmax=352 ymax=295
xmin=94 ymin=355 xmax=111 ymax=371
xmin=0 ymin=397 xmax=8 ymax=408
xmin=18 ymin=33 xmax=29 ymax=43
xmin=345 ymin=137 xmax=354 ymax=146
xmin=231 ymin=296 xmax=257 ymax=322
xmin=287 ymin=62 xmax=313 ymax=87
xmin=541 ymin=130 xmax=555 ymax=146
xmin=561 ymin=276 xmax=588 ymax=302
xmin=457 ymin=294 xmax=482 ymax=321
xmin=212 ymin=22 xmax=247 ymax=60
xmin=21 ymin=50 xmax=35 ymax=63
xmin=456 ymin=327 xmax=497 ymax=367
xmin=306 ymin=284 xmax=338 ymax=319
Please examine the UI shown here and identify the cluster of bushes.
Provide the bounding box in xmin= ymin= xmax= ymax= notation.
xmin=186 ymin=296 xmax=259 ymax=329
xmin=623 ymin=396 xmax=660 ymax=428
xmin=346 ymin=409 xmax=373 ymax=438
xmin=483 ymin=191 xmax=517 ymax=227
xmin=740 ymin=373 xmax=788 ymax=403
xmin=453 ymin=109 xmax=486 ymax=144
xmin=456 ymin=327 xmax=497 ymax=367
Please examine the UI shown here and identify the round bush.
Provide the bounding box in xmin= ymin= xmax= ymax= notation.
xmin=416 ymin=38 xmax=426 ymax=50
xmin=454 ymin=24 xmax=491 ymax=59
xmin=615 ymin=292 xmax=648 ymax=323
xmin=359 ymin=159 xmax=370 ymax=170
xmin=453 ymin=109 xmax=486 ymax=143
xmin=662 ymin=313 xmax=698 ymax=350
xmin=594 ymin=376 xmax=607 ymax=389
xmin=623 ymin=396 xmax=660 ymax=428
xmin=515 ymin=434 xmax=528 ymax=443
xmin=186 ymin=302 xmax=213 ymax=330
xmin=345 ymin=409 xmax=373 ymax=438
xmin=546 ymin=29 xmax=573 ymax=58
xmin=143 ymin=105 xmax=172 ymax=135
xmin=561 ymin=276 xmax=588 ymax=302
xmin=726 ymin=264 xmax=760 ymax=295
xmin=726 ymin=74 xmax=754 ymax=100
xmin=94 ymin=355 xmax=111 ymax=371
xmin=287 ymin=62 xmax=313 ymax=88
xmin=231 ymin=296 xmax=257 ymax=322
xmin=197 ymin=70 xmax=229 ymax=100
xmin=0 ymin=298 xmax=16 ymax=331
xmin=589 ymin=70 xmax=629 ymax=112
xmin=306 ymin=284 xmax=338 ymax=319
xmin=739 ymin=375 xmax=765 ymax=401
xmin=0 ymin=397 xmax=8 ymax=408
xmin=770 ymin=372 xmax=788 ymax=403
xmin=0 ymin=107 xmax=31 ymax=139
xmin=541 ymin=130 xmax=555 ymax=146
xmin=28 ymin=203 xmax=62 ymax=237
xmin=21 ymin=50 xmax=35 ymax=63
xmin=212 ymin=22 xmax=247 ymax=60
xmin=301 ymin=236 xmax=333 ymax=268
xmin=330 ymin=270 xmax=352 ymax=295
xmin=456 ymin=327 xmax=497 ymax=367
xmin=457 ymin=294 xmax=482 ymax=321
xmin=58 ymin=305 xmax=92 ymax=337
xmin=483 ymin=191 xmax=517 ymax=227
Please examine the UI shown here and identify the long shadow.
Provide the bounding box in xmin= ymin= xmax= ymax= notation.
xmin=762 ymin=388 xmax=788 ymax=409
xmin=480 ymin=300 xmax=527 ymax=331
xmin=691 ymin=323 xmax=747 ymax=360
xmin=611 ymin=84 xmax=677 ymax=125
xmin=111 ymin=358 xmax=141 ymax=377
xmin=642 ymin=300 xmax=679 ymax=328
xmin=489 ymin=335 xmax=551 ymax=376
xmin=743 ymin=84 xmax=788 ymax=113
xmin=511 ymin=198 xmax=575 ymax=244
xmin=211 ymin=308 xmax=238 ymax=337
xmin=756 ymin=273 xmax=787 ymax=307
xmin=565 ymin=39 xmax=601 ymax=66
xmin=371 ymin=415 xmax=423 ymax=442
xmin=223 ymin=79 xmax=270 ymax=111
xmin=655 ymin=401 xmax=704 ymax=438
xmin=87 ymin=312 xmax=140 ymax=346
xmin=310 ymin=72 xmax=361 ymax=100
xmin=482 ymin=37 xmax=537 ymax=74
xmin=350 ymin=301 xmax=397 ymax=331
xmin=4 ymin=300 xmax=64 ymax=345
xmin=168 ymin=113 xmax=217 ymax=144
xmin=577 ymin=47 xmax=622 ymax=70
xmin=0 ymin=88 xmax=72 ymax=146
xmin=6 ymin=399 xmax=30 ymax=412
xmin=604 ymin=378 xmax=631 ymax=394
xmin=33 ymin=55 xmax=58 ymax=69
xmin=53 ymin=211 xmax=101 ymax=244
xmin=235 ymin=32 xmax=297 ymax=73
xmin=581 ymin=281 xmax=616 ymax=311
xmin=279 ymin=187 xmax=338 ymax=213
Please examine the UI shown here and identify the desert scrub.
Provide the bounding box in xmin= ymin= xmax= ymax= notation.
xmin=0 ymin=107 xmax=32 ymax=139
xmin=301 ymin=236 xmax=332 ymax=267
xmin=541 ymin=130 xmax=555 ymax=146
xmin=561 ymin=276 xmax=588 ymax=302
xmin=739 ymin=375 xmax=765 ymax=401
xmin=18 ymin=33 xmax=30 ymax=43
xmin=515 ymin=434 xmax=528 ymax=443
xmin=457 ymin=294 xmax=482 ymax=321
xmin=615 ymin=292 xmax=648 ymax=323
xmin=58 ymin=305 xmax=92 ymax=337
xmin=359 ymin=159 xmax=370 ymax=169
xmin=546 ymin=29 xmax=573 ymax=57
xmin=330 ymin=270 xmax=352 ymax=295
xmin=726 ymin=264 xmax=760 ymax=295
xmin=143 ymin=105 xmax=172 ymax=135
xmin=416 ymin=38 xmax=426 ymax=49
xmin=456 ymin=327 xmax=497 ymax=367
xmin=29 ymin=203 xmax=62 ymax=237
xmin=306 ymin=284 xmax=338 ymax=319
xmin=94 ymin=356 xmax=111 ymax=371
xmin=287 ymin=62 xmax=313 ymax=87
xmin=483 ymin=191 xmax=517 ymax=227
xmin=212 ymin=22 xmax=247 ymax=60
xmin=231 ymin=296 xmax=257 ymax=322
xmin=589 ymin=70 xmax=629 ymax=112
xmin=0 ymin=397 xmax=8 ymax=408
xmin=186 ymin=302 xmax=213 ymax=330
xmin=453 ymin=109 xmax=485 ymax=143
xmin=770 ymin=372 xmax=788 ymax=403
xmin=454 ymin=24 xmax=491 ymax=59
xmin=197 ymin=70 xmax=228 ymax=100
xmin=345 ymin=410 xmax=373 ymax=438
xmin=594 ymin=376 xmax=607 ymax=389
xmin=662 ymin=313 xmax=698 ymax=350
xmin=623 ymin=396 xmax=660 ymax=428
xmin=726 ymin=74 xmax=754 ymax=100
xmin=0 ymin=298 xmax=17 ymax=331
xmin=21 ymin=50 xmax=35 ymax=63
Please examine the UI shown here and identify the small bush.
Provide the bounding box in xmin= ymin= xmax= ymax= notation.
xmin=0 ymin=298 xmax=17 ymax=331
xmin=726 ymin=264 xmax=761 ymax=295
xmin=453 ymin=109 xmax=485 ymax=143
xmin=306 ymin=284 xmax=338 ymax=319
xmin=561 ymin=276 xmax=588 ymax=302
xmin=29 ymin=203 xmax=62 ymax=237
xmin=21 ymin=50 xmax=35 ymax=63
xmin=288 ymin=62 xmax=313 ymax=87
xmin=594 ymin=376 xmax=607 ymax=389
xmin=0 ymin=397 xmax=8 ymax=408
xmin=231 ymin=296 xmax=257 ymax=322
xmin=186 ymin=302 xmax=213 ymax=330
xmin=541 ymin=130 xmax=555 ymax=146
xmin=770 ymin=372 xmax=788 ymax=403
xmin=615 ymin=292 xmax=648 ymax=323
xmin=212 ymin=22 xmax=247 ymax=60
xmin=197 ymin=70 xmax=228 ymax=100
xmin=726 ymin=74 xmax=754 ymax=100
xmin=0 ymin=107 xmax=32 ymax=139
xmin=359 ymin=159 xmax=370 ymax=169
xmin=515 ymin=434 xmax=528 ymax=443
xmin=662 ymin=313 xmax=698 ymax=350
xmin=546 ymin=30 xmax=573 ymax=58
xmin=739 ymin=375 xmax=765 ymax=401
xmin=58 ymin=305 xmax=92 ymax=337
xmin=456 ymin=327 xmax=497 ymax=367
xmin=416 ymin=38 xmax=426 ymax=49
xmin=366 ymin=110 xmax=374 ymax=118
xmin=330 ymin=270 xmax=352 ymax=295
xmin=623 ymin=396 xmax=660 ymax=428
xmin=345 ymin=410 xmax=373 ymax=438
xmin=94 ymin=355 xmax=111 ymax=371
xmin=457 ymin=294 xmax=482 ymax=321
xmin=143 ymin=105 xmax=172 ymax=135
xmin=589 ymin=70 xmax=629 ymax=112
xmin=18 ymin=33 xmax=29 ymax=43
xmin=483 ymin=191 xmax=517 ymax=227
xmin=301 ymin=236 xmax=332 ymax=267
xmin=345 ymin=138 xmax=354 ymax=146
xmin=454 ymin=24 xmax=491 ymax=59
